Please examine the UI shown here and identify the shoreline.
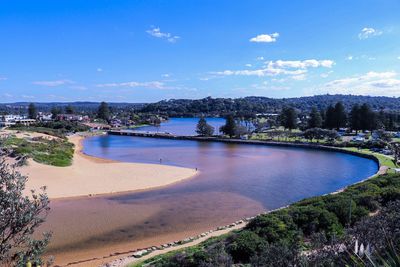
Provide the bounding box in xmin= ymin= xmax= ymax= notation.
xmin=92 ymin=134 xmax=385 ymax=267
xmin=7 ymin=130 xmax=384 ymax=266
xmin=19 ymin=132 xmax=198 ymax=199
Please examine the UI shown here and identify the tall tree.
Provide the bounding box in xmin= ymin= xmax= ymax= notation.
xmin=0 ymin=159 xmax=51 ymax=266
xmin=28 ymin=103 xmax=37 ymax=119
xmin=196 ymin=117 xmax=215 ymax=136
xmin=97 ymin=101 xmax=110 ymax=121
xmin=65 ymin=105 xmax=75 ymax=114
xmin=307 ymin=106 xmax=322 ymax=129
xmin=333 ymin=102 xmax=347 ymax=130
xmin=349 ymin=104 xmax=361 ymax=133
xmin=359 ymin=103 xmax=376 ymax=131
xmin=220 ymin=115 xmax=236 ymax=137
xmin=324 ymin=105 xmax=336 ymax=129
xmin=51 ymin=106 xmax=62 ymax=119
xmin=280 ymin=107 xmax=297 ymax=130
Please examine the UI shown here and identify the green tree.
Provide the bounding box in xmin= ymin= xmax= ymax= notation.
xmin=359 ymin=103 xmax=376 ymax=131
xmin=333 ymin=102 xmax=347 ymax=130
xmin=0 ymin=160 xmax=51 ymax=266
xmin=280 ymin=107 xmax=297 ymax=130
xmin=324 ymin=105 xmax=336 ymax=129
xmin=97 ymin=101 xmax=110 ymax=121
xmin=65 ymin=105 xmax=74 ymax=114
xmin=220 ymin=115 xmax=236 ymax=137
xmin=196 ymin=117 xmax=214 ymax=136
xmin=307 ymin=107 xmax=322 ymax=129
xmin=28 ymin=103 xmax=37 ymax=119
xmin=349 ymin=104 xmax=361 ymax=133
xmin=51 ymin=106 xmax=62 ymax=119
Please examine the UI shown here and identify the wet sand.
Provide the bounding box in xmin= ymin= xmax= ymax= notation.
xmin=19 ymin=134 xmax=197 ymax=199
xmin=43 ymin=191 xmax=264 ymax=266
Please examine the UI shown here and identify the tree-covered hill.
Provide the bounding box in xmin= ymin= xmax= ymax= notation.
xmin=2 ymin=95 xmax=400 ymax=117
xmin=140 ymin=95 xmax=400 ymax=116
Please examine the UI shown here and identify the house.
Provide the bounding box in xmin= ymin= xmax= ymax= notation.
xmin=56 ymin=114 xmax=89 ymax=122
xmin=0 ymin=114 xmax=34 ymax=127
xmin=38 ymin=112 xmax=53 ymax=121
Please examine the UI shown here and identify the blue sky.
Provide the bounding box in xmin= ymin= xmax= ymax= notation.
xmin=0 ymin=0 xmax=399 ymax=103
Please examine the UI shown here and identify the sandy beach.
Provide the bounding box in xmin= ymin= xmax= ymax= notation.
xmin=14 ymin=133 xmax=198 ymax=199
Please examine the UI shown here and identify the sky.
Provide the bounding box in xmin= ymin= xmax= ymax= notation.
xmin=0 ymin=0 xmax=399 ymax=103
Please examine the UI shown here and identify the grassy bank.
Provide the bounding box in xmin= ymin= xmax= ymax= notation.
xmin=131 ymin=170 xmax=400 ymax=266
xmin=342 ymin=147 xmax=397 ymax=169
xmin=1 ymin=136 xmax=74 ymax=167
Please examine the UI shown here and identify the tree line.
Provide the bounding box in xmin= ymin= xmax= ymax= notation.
xmin=280 ymin=101 xmax=397 ymax=132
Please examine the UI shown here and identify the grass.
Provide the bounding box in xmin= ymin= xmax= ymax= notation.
xmin=1 ymin=136 xmax=74 ymax=167
xmin=251 ymin=133 xmax=335 ymax=144
xmin=342 ymin=147 xmax=397 ymax=169
xmin=251 ymin=133 xmax=398 ymax=170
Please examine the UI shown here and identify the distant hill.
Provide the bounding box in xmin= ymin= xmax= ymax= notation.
xmin=0 ymin=102 xmax=145 ymax=114
xmin=140 ymin=95 xmax=400 ymax=116
xmin=1 ymin=95 xmax=400 ymax=116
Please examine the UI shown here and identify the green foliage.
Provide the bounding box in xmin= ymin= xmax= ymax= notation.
xmin=11 ymin=121 xmax=90 ymax=138
xmin=195 ymin=117 xmax=214 ymax=136
xmin=279 ymin=106 xmax=297 ymax=130
xmin=97 ymin=101 xmax=110 ymax=121
xmin=226 ymin=230 xmax=264 ymax=262
xmin=0 ymin=160 xmax=51 ymax=266
xmin=220 ymin=115 xmax=236 ymax=137
xmin=1 ymin=136 xmax=74 ymax=167
xmin=28 ymin=103 xmax=37 ymax=119
xmin=307 ymin=106 xmax=322 ymax=128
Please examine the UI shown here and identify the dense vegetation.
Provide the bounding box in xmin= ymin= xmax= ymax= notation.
xmin=2 ymin=95 xmax=400 ymax=118
xmin=140 ymin=95 xmax=400 ymax=117
xmin=135 ymin=172 xmax=400 ymax=266
xmin=10 ymin=121 xmax=90 ymax=138
xmin=0 ymin=160 xmax=51 ymax=266
xmin=0 ymin=136 xmax=74 ymax=167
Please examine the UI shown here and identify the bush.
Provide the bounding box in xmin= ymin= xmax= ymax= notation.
xmin=226 ymin=230 xmax=264 ymax=262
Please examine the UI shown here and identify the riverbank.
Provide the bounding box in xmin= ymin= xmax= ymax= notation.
xmin=126 ymin=169 xmax=398 ymax=267
xmin=18 ymin=133 xmax=198 ymax=199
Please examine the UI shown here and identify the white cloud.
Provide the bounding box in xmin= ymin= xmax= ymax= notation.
xmin=256 ymin=56 xmax=265 ymax=61
xmin=397 ymin=56 xmax=400 ymax=60
xmin=250 ymin=32 xmax=279 ymax=43
xmin=96 ymin=81 xmax=166 ymax=89
xmin=22 ymin=94 xmax=35 ymax=99
xmin=213 ymin=59 xmax=334 ymax=78
xmin=346 ymin=55 xmax=353 ymax=61
xmin=358 ymin=27 xmax=383 ymax=40
xmin=97 ymin=68 xmax=103 ymax=72
xmin=161 ymin=73 xmax=171 ymax=78
xmin=146 ymin=27 xmax=180 ymax=43
xmin=322 ymin=71 xmax=400 ymax=96
xmin=245 ymin=64 xmax=252 ymax=67
xmin=0 ymin=76 xmax=7 ymax=81
xmin=268 ymin=59 xmax=334 ymax=69
xmin=2 ymin=93 xmax=12 ymax=97
xmin=32 ymin=79 xmax=73 ymax=87
xmin=292 ymin=74 xmax=307 ymax=81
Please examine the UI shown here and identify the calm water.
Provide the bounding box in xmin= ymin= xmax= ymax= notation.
xmin=135 ymin=117 xmax=226 ymax=135
xmin=45 ymin=130 xmax=378 ymax=263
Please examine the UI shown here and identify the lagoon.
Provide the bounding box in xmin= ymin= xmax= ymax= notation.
xmin=45 ymin=120 xmax=378 ymax=264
